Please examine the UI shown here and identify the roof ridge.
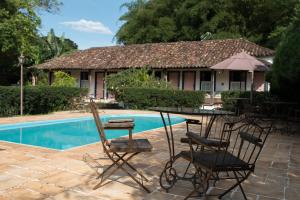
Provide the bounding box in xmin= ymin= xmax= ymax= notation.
xmin=85 ymin=38 xmax=255 ymax=50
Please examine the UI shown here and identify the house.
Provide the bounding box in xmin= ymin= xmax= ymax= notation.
xmin=35 ymin=38 xmax=274 ymax=100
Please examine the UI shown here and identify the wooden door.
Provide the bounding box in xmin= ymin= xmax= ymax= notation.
xmin=183 ymin=71 xmax=195 ymax=91
xmin=95 ymin=72 xmax=104 ymax=99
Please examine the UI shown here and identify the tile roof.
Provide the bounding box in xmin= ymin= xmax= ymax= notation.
xmin=35 ymin=38 xmax=274 ymax=70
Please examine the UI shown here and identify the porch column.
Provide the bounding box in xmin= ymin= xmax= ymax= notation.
xmin=104 ymin=71 xmax=108 ymax=101
xmin=179 ymin=71 xmax=183 ymax=90
xmin=31 ymin=73 xmax=36 ymax=86
xmin=163 ymin=70 xmax=168 ymax=82
xmin=88 ymin=70 xmax=93 ymax=98
xmin=195 ymin=70 xmax=200 ymax=91
xmin=250 ymin=71 xmax=254 ymax=104
xmin=211 ymin=70 xmax=215 ymax=104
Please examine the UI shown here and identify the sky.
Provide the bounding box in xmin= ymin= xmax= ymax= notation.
xmin=38 ymin=0 xmax=130 ymax=50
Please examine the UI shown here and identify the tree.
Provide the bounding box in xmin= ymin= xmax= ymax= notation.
xmin=52 ymin=71 xmax=76 ymax=87
xmin=270 ymin=6 xmax=300 ymax=102
xmin=37 ymin=29 xmax=78 ymax=63
xmin=116 ymin=0 xmax=299 ymax=48
xmin=0 ymin=0 xmax=62 ymax=85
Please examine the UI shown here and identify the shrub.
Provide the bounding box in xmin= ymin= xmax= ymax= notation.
xmin=117 ymin=87 xmax=205 ymax=109
xmin=106 ymin=68 xmax=171 ymax=96
xmin=221 ymin=91 xmax=273 ymax=111
xmin=0 ymin=86 xmax=88 ymax=117
xmin=52 ymin=71 xmax=76 ymax=87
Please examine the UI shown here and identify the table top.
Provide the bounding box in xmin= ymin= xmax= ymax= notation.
xmin=263 ymin=101 xmax=298 ymax=105
xmin=226 ymin=97 xmax=250 ymax=100
xmin=149 ymin=107 xmax=234 ymax=116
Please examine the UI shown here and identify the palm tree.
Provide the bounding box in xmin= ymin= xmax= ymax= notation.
xmin=45 ymin=28 xmax=65 ymax=58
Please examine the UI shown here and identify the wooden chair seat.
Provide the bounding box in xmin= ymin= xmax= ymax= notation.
xmin=108 ymin=119 xmax=134 ymax=123
xmin=109 ymin=139 xmax=153 ymax=153
xmin=104 ymin=122 xmax=134 ymax=129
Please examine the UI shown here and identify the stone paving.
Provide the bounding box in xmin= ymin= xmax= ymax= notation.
xmin=0 ymin=110 xmax=299 ymax=200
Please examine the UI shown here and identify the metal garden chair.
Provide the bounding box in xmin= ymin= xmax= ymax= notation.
xmin=85 ymin=100 xmax=153 ymax=193
xmin=182 ymin=118 xmax=272 ymax=199
xmin=179 ymin=114 xmax=237 ymax=179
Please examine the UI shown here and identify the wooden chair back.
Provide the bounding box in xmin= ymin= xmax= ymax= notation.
xmin=89 ymin=99 xmax=110 ymax=149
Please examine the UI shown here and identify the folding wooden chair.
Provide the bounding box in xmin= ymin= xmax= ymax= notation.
xmin=182 ymin=118 xmax=272 ymax=199
xmin=86 ymin=100 xmax=153 ymax=193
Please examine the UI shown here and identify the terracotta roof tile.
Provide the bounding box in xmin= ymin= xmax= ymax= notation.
xmin=35 ymin=38 xmax=274 ymax=70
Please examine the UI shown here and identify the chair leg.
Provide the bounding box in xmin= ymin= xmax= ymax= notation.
xmin=93 ymin=153 xmax=130 ymax=189
xmin=114 ymin=153 xmax=149 ymax=182
xmin=233 ymin=171 xmax=248 ymax=200
xmin=112 ymin=153 xmax=151 ymax=193
xmin=183 ymin=162 xmax=192 ymax=177
xmin=218 ymin=171 xmax=251 ymax=200
xmin=94 ymin=152 xmax=151 ymax=193
xmin=96 ymin=153 xmax=127 ymax=179
xmin=184 ymin=168 xmax=212 ymax=200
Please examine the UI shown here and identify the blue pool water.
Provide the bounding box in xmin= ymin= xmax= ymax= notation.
xmin=0 ymin=114 xmax=185 ymax=150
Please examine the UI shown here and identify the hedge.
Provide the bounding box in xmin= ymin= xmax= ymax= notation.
xmin=0 ymin=86 xmax=88 ymax=117
xmin=221 ymin=91 xmax=274 ymax=111
xmin=116 ymin=87 xmax=205 ymax=109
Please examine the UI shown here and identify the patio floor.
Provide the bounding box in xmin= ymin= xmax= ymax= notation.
xmin=0 ymin=110 xmax=299 ymax=200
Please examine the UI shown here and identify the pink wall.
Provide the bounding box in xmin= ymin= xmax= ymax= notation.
xmin=183 ymin=72 xmax=195 ymax=91
xmin=168 ymin=72 xmax=180 ymax=89
xmin=253 ymin=72 xmax=265 ymax=91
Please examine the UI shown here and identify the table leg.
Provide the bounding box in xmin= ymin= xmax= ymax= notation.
xmin=158 ymin=112 xmax=199 ymax=192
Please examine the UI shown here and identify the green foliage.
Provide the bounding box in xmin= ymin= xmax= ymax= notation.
xmin=270 ymin=6 xmax=300 ymax=102
xmin=52 ymin=71 xmax=76 ymax=87
xmin=116 ymin=0 xmax=299 ymax=48
xmin=37 ymin=29 xmax=78 ymax=63
xmin=106 ymin=68 xmax=171 ymax=96
xmin=117 ymin=87 xmax=205 ymax=109
xmin=0 ymin=86 xmax=88 ymax=117
xmin=221 ymin=91 xmax=273 ymax=112
xmin=0 ymin=0 xmax=66 ymax=86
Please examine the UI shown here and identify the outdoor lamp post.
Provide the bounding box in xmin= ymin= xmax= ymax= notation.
xmin=18 ymin=54 xmax=25 ymax=116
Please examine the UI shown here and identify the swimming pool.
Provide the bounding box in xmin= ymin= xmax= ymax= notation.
xmin=0 ymin=114 xmax=185 ymax=150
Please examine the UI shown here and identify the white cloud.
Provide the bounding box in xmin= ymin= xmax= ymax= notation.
xmin=61 ymin=19 xmax=113 ymax=35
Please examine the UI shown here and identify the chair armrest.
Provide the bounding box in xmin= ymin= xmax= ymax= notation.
xmin=239 ymin=131 xmax=262 ymax=146
xmin=186 ymin=132 xmax=219 ymax=151
xmin=186 ymin=119 xmax=202 ymax=125
xmin=186 ymin=119 xmax=202 ymax=133
xmin=108 ymin=119 xmax=134 ymax=123
xmin=104 ymin=122 xmax=134 ymax=130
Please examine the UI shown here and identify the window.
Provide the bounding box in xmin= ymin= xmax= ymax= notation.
xmin=66 ymin=71 xmax=71 ymax=75
xmin=80 ymin=72 xmax=89 ymax=88
xmin=154 ymin=71 xmax=162 ymax=80
xmin=229 ymin=71 xmax=246 ymax=91
xmin=200 ymin=71 xmax=212 ymax=91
